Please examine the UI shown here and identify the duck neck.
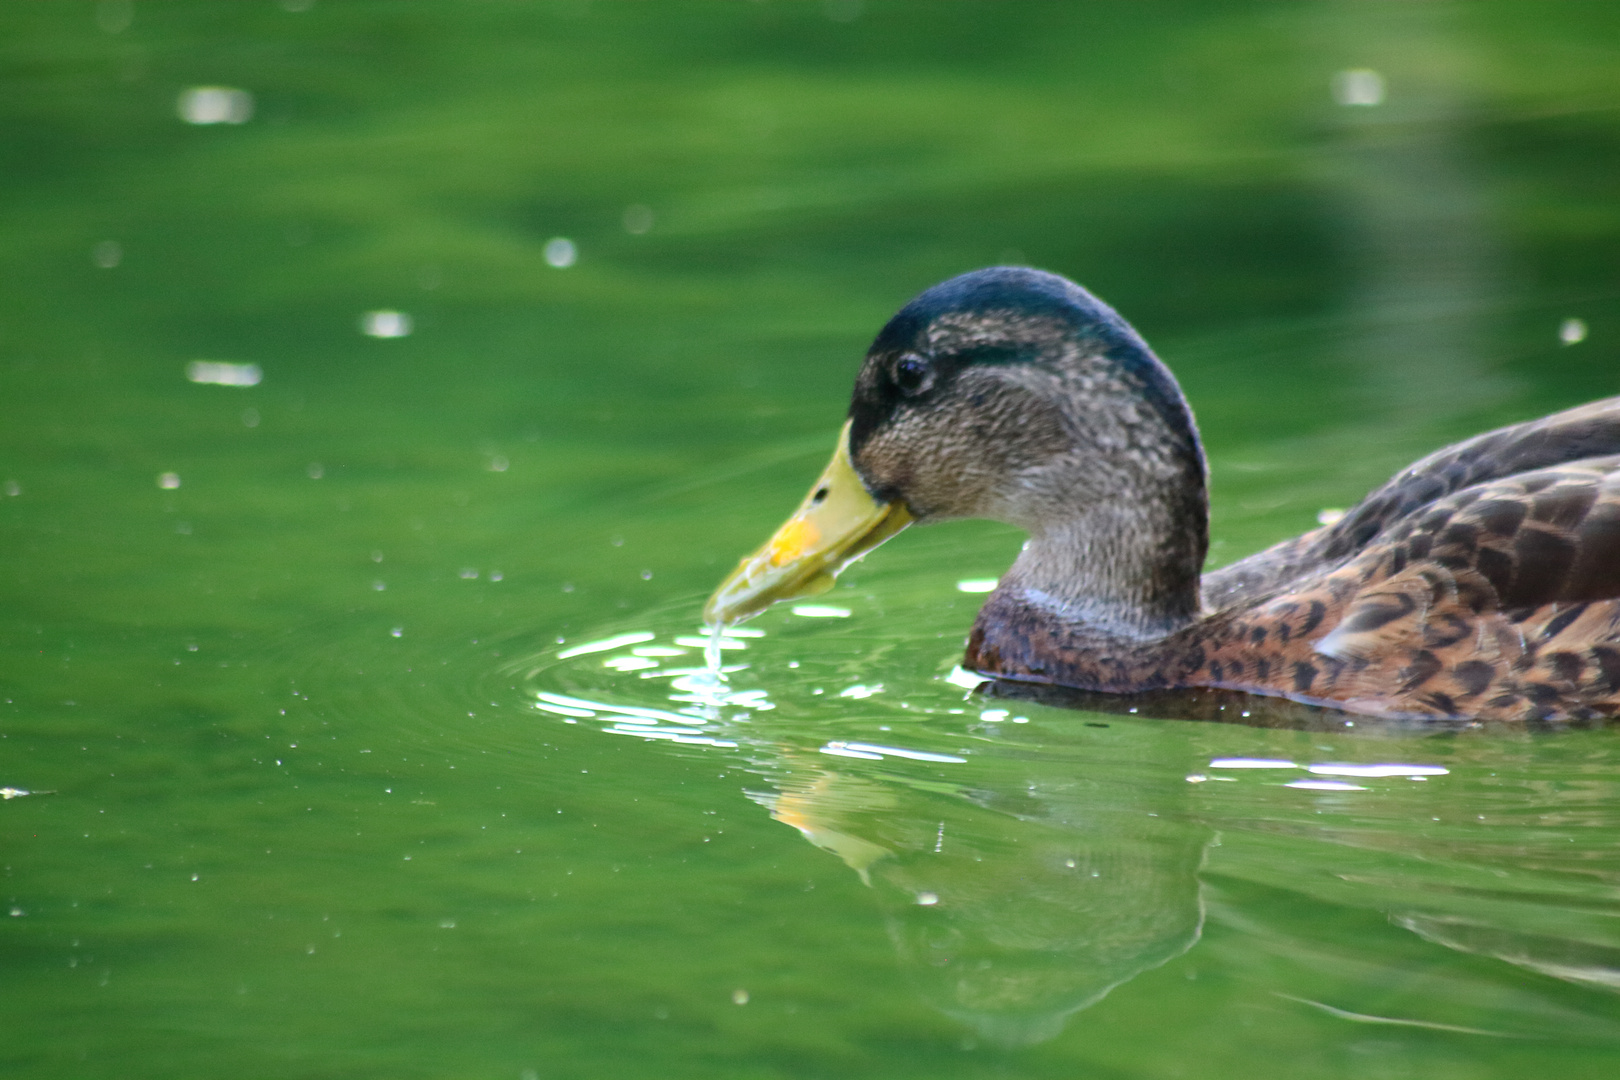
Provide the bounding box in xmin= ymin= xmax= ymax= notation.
xmin=1000 ymin=489 xmax=1207 ymax=643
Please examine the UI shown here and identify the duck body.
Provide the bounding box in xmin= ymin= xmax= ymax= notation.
xmin=969 ymin=410 xmax=1620 ymax=722
xmin=707 ymin=267 xmax=1620 ymax=724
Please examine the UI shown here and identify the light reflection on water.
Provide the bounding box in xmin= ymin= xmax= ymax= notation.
xmin=518 ymin=614 xmax=1620 ymax=1047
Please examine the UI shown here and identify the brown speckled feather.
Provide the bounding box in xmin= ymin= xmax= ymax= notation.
xmin=967 ymin=400 xmax=1620 ymax=723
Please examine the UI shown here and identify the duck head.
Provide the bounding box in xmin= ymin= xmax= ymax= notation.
xmin=705 ymin=267 xmax=1210 ymax=641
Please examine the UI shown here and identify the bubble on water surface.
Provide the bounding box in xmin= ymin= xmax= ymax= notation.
xmin=91 ymin=240 xmax=122 ymax=268
xmin=157 ymin=472 xmax=181 ymax=489
xmin=1560 ymin=318 xmax=1588 ymax=345
xmin=956 ymin=578 xmax=997 ymax=593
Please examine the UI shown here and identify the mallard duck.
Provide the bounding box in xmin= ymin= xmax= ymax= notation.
xmin=705 ymin=267 xmax=1620 ymax=723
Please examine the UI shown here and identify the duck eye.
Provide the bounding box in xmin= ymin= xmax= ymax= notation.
xmin=893 ymin=355 xmax=933 ymax=396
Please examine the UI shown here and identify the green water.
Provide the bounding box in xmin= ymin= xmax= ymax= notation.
xmin=4 ymin=2 xmax=1620 ymax=1076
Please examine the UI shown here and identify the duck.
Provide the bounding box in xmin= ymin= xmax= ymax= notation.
xmin=704 ymin=267 xmax=1620 ymax=724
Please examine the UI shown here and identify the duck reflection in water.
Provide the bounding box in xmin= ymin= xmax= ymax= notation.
xmin=750 ymin=748 xmax=1209 ymax=1047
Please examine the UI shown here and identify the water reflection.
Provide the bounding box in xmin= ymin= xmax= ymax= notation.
xmin=753 ymin=756 xmax=1207 ymax=1047
xmin=520 ymin=622 xmax=1620 ymax=1048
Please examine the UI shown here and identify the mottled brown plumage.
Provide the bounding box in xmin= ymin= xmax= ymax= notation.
xmin=710 ymin=267 xmax=1620 ymax=723
xmin=962 ymin=393 xmax=1620 ymax=723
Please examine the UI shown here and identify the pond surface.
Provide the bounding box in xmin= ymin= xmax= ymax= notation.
xmin=3 ymin=3 xmax=1620 ymax=1077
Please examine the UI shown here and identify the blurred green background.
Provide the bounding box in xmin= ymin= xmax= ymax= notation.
xmin=2 ymin=2 xmax=1619 ymax=1078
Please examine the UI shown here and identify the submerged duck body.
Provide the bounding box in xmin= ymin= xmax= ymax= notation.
xmin=707 ymin=267 xmax=1620 ymax=724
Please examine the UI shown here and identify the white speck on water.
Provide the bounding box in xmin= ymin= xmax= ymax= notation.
xmin=390 ymin=627 xmax=403 ymax=638
xmin=1331 ymin=68 xmax=1384 ymax=106
xmin=980 ymin=708 xmax=1008 ymax=722
xmin=487 ymin=455 xmax=509 ymax=472
xmin=157 ymin=472 xmax=181 ymax=489
xmin=1210 ymin=758 xmax=1298 ymax=770
xmin=915 ymin=892 xmax=939 ymax=906
xmin=306 ymin=462 xmax=324 ymax=479
xmin=839 ymin=684 xmax=882 ymax=699
xmin=1560 ymin=317 xmax=1588 ymax=345
xmin=360 ymin=310 xmax=412 ymax=338
xmin=955 ymin=578 xmax=998 ymax=593
xmin=178 ymin=86 xmax=254 ymax=124
xmin=791 ymin=605 xmax=850 ymax=618
xmin=1316 ymin=507 xmax=1345 ymax=526
xmin=1286 ymin=779 xmax=1369 ymax=791
xmin=187 ymin=360 xmax=261 ymax=387
xmin=92 ymin=239 xmax=122 ymax=268
xmin=544 ymin=237 xmax=577 ymax=268
xmin=1308 ymin=763 xmax=1448 ymax=778
xmin=602 ymin=656 xmax=659 ymax=672
xmin=557 ymin=632 xmax=655 ymax=659
xmin=732 ymin=989 xmax=749 ymax=1005
xmin=675 ymin=635 xmax=745 ymax=650
xmin=459 ymin=568 xmax=478 ymax=580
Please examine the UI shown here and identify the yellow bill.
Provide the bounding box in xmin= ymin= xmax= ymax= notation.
xmin=704 ymin=421 xmax=913 ymax=626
